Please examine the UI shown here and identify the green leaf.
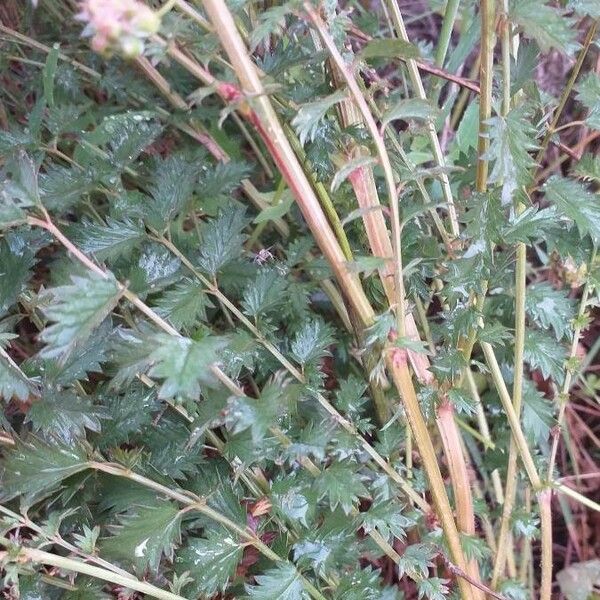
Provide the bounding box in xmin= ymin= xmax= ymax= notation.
xmin=331 ymin=156 xmax=377 ymax=193
xmin=397 ymin=542 xmax=436 ymax=579
xmin=148 ymin=334 xmax=229 ymax=400
xmin=176 ymin=531 xmax=243 ymax=597
xmin=334 ymin=376 xmax=368 ymax=415
xmin=521 ymin=379 xmax=555 ymax=444
xmin=102 ymin=502 xmax=182 ymax=572
xmin=313 ymin=461 xmax=370 ymax=514
xmin=510 ymin=0 xmax=579 ymax=54
xmin=430 ymin=347 xmax=468 ymax=383
xmin=242 ymin=268 xmax=288 ymax=317
xmin=486 ymin=104 xmax=538 ymax=204
xmin=254 ymin=194 xmax=295 ymax=223
xmin=26 ymin=391 xmax=108 ymax=443
xmin=0 ymin=354 xmax=33 ymax=402
xmin=0 ymin=151 xmax=40 ymax=224
xmin=525 ymin=283 xmax=575 ymax=340
xmin=1 ymin=439 xmax=89 ymax=503
xmin=43 ymin=318 xmax=112 ymax=385
xmin=478 ymin=321 xmax=512 ymax=347
xmin=85 ymin=111 xmax=163 ymax=168
xmin=360 ymin=38 xmax=420 ymax=60
xmin=417 ymin=578 xmax=450 ymax=600
xmin=292 ymin=90 xmax=347 ymax=146
xmin=147 ymin=154 xmax=198 ymax=228
xmin=502 ymin=206 xmax=558 ymax=244
xmin=544 ymin=175 xmax=600 ymax=243
xmin=567 ymin=0 xmax=600 ymax=17
xmin=290 ymin=320 xmax=334 ymax=365
xmin=573 ymin=153 xmax=600 ymax=184
xmin=40 ymin=273 xmax=121 ymax=361
xmin=154 ymin=278 xmax=212 ymax=329
xmin=244 ymin=564 xmax=308 ymax=600
xmin=462 ymin=192 xmax=503 ymax=257
xmin=39 ymin=164 xmax=95 ymax=211
xmin=347 ymin=255 xmax=388 ymax=276
xmin=0 ymin=239 xmax=35 ymax=311
xmin=455 ymin=100 xmax=480 ymax=153
xmin=197 ymin=204 xmax=248 ymax=276
xmin=226 ymin=396 xmax=278 ymax=444
xmin=576 ymin=73 xmax=600 ymax=130
xmin=69 ymin=218 xmax=146 ymax=261
xmin=361 ymin=500 xmax=414 ymax=542
xmin=524 ymin=328 xmax=567 ymax=381
xmin=199 ymin=161 xmax=252 ymax=204
xmin=382 ymin=98 xmax=436 ymax=130
xmin=73 ymin=525 xmax=101 ymax=555
xmin=447 ymin=387 xmax=477 ymax=416
xmin=250 ymin=2 xmax=296 ymax=50
xmin=99 ymin=384 xmax=160 ymax=448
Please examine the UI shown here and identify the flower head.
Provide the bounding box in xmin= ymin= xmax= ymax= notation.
xmin=76 ymin=0 xmax=160 ymax=58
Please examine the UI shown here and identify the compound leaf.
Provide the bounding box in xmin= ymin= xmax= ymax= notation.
xmin=101 ymin=502 xmax=182 ymax=573
xmin=40 ymin=273 xmax=121 ymax=361
xmin=176 ymin=531 xmax=243 ymax=597
xmin=244 ymin=564 xmax=308 ymax=600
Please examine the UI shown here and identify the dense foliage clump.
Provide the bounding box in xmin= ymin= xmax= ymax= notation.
xmin=1 ymin=0 xmax=600 ymax=599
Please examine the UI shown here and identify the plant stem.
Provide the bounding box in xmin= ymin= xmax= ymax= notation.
xmin=481 ymin=343 xmax=541 ymax=488
xmin=0 ymin=543 xmax=187 ymax=600
xmin=491 ymin=12 xmax=523 ymax=582
xmin=547 ymin=251 xmax=596 ymax=477
xmin=475 ymin=0 xmax=494 ymax=193
xmin=383 ymin=0 xmax=460 ymax=237
xmin=481 ymin=342 xmax=553 ymax=598
xmin=535 ymin=20 xmax=599 ymax=164
xmin=434 ymin=0 xmax=461 ymax=69
xmin=304 ymin=2 xmax=406 ymax=337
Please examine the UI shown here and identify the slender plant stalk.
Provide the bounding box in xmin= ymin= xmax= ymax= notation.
xmin=491 ymin=7 xmax=523 ymax=583
xmin=481 ymin=342 xmax=553 ymax=599
xmin=481 ymin=344 xmax=541 ymax=488
xmin=326 ymin=58 xmax=433 ymax=383
xmin=303 ymin=2 xmax=407 ymax=337
xmin=304 ymin=17 xmax=480 ymax=574
xmin=0 ymin=505 xmax=133 ymax=579
xmin=547 ymin=253 xmax=596 ymax=476
xmin=475 ymin=0 xmax=494 ymax=193
xmin=535 ymin=20 xmax=599 ymax=164
xmin=0 ymin=545 xmax=187 ymax=600
xmin=383 ymin=0 xmax=460 ymax=237
xmin=434 ymin=0 xmax=461 ymax=69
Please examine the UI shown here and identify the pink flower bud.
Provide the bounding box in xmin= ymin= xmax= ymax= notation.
xmin=76 ymin=0 xmax=161 ymax=59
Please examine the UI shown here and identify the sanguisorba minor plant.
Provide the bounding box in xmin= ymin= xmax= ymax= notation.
xmin=1 ymin=0 xmax=600 ymax=597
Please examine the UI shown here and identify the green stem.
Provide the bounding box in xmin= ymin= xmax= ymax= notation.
xmin=475 ymin=0 xmax=494 ymax=193
xmin=383 ymin=0 xmax=460 ymax=237
xmin=491 ymin=22 xmax=523 ymax=582
xmin=304 ymin=3 xmax=406 ymax=336
xmin=547 ymin=249 xmax=596 ymax=477
xmin=481 ymin=342 xmax=541 ymax=488
xmin=535 ymin=20 xmax=599 ymax=164
xmin=0 ymin=542 xmax=186 ymax=600
xmin=434 ymin=0 xmax=461 ymax=69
